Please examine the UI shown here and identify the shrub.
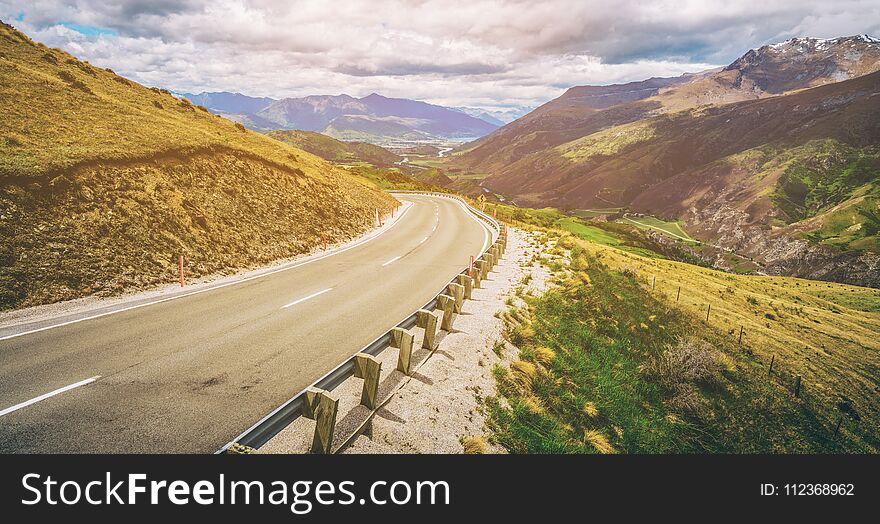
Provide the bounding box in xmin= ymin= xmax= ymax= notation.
xmin=642 ymin=338 xmax=724 ymax=417
xmin=152 ymin=100 xmax=163 ymax=110
xmin=234 ymin=122 xmax=247 ymax=132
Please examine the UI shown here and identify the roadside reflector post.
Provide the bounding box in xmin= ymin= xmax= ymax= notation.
xmin=437 ymin=294 xmax=456 ymax=331
xmin=469 ymin=255 xmax=474 ymax=277
xmin=447 ymin=282 xmax=465 ymax=313
xmin=416 ymin=309 xmax=439 ymax=350
xmin=323 ymin=233 xmax=327 ymax=252
xmin=303 ymin=388 xmax=339 ymax=454
xmin=179 ymin=255 xmax=185 ymax=287
xmin=390 ymin=327 xmax=414 ymax=375
xmin=354 ymin=353 xmax=382 ymax=410
xmin=457 ymin=273 xmax=473 ymax=300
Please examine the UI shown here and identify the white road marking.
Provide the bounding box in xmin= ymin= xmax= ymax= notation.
xmin=0 ymin=203 xmax=417 ymax=342
xmin=281 ymin=288 xmax=333 ymax=309
xmin=381 ymin=256 xmax=402 ymax=267
xmin=0 ymin=376 xmax=100 ymax=417
xmin=419 ymin=236 xmax=428 ymax=244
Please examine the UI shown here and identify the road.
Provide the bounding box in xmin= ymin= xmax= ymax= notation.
xmin=0 ymin=194 xmax=491 ymax=453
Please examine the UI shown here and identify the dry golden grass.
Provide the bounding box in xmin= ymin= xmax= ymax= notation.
xmin=460 ymin=436 xmax=488 ymax=454
xmin=509 ymin=360 xmax=538 ymax=390
xmin=583 ymin=430 xmax=616 ymax=454
xmin=0 ymin=22 xmax=395 ymax=308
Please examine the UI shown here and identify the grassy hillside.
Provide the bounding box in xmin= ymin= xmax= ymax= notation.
xmin=265 ymin=130 xmax=400 ymax=167
xmin=0 ymin=21 xmax=396 ymax=308
xmin=489 ymin=210 xmax=880 ymax=452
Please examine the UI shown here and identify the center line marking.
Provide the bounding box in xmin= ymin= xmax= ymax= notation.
xmin=0 ymin=376 xmax=100 ymax=417
xmin=381 ymin=256 xmax=401 ymax=267
xmin=281 ymin=288 xmax=333 ymax=309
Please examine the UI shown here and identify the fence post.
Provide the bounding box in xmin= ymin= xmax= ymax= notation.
xmin=302 ymin=388 xmax=339 ymax=454
xmin=417 ymin=309 xmax=438 ymax=350
xmin=833 ymin=415 xmax=843 ymax=438
xmin=676 ymin=286 xmax=681 ymax=302
xmin=706 ymin=303 xmax=711 ymax=322
xmin=457 ymin=273 xmax=473 ymax=300
xmin=390 ymin=327 xmax=414 ymax=375
xmin=354 ymin=353 xmax=382 ymax=409
xmin=738 ymin=325 xmax=744 ymax=346
xmin=447 ymin=283 xmax=465 ymax=313
xmin=768 ymin=354 xmax=775 ymax=376
xmin=651 ymin=275 xmax=656 ymax=290
xmin=794 ymin=375 xmax=802 ymax=398
xmin=437 ymin=294 xmax=456 ymax=331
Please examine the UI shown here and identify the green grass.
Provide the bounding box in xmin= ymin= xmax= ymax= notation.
xmin=572 ymin=208 xmax=623 ymax=218
xmin=488 ymin=241 xmax=848 ymax=453
xmin=617 ymin=216 xmax=697 ymax=243
xmin=556 ymin=218 xmax=660 ymax=258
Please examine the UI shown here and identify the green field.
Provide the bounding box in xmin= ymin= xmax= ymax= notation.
xmin=617 ymin=216 xmax=698 ymax=243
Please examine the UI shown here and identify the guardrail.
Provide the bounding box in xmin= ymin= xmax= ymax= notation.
xmin=217 ymin=191 xmax=505 ymax=453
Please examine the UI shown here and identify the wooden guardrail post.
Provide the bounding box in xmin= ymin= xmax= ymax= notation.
xmin=477 ymin=259 xmax=488 ymax=279
xmin=417 ymin=309 xmax=439 ymax=349
xmin=447 ymin=282 xmax=465 ymax=313
xmin=437 ymin=294 xmax=456 ymax=331
xmin=303 ymin=388 xmax=339 ymax=454
xmin=390 ymin=327 xmax=414 ymax=375
xmin=354 ymin=353 xmax=382 ymax=409
xmin=457 ymin=273 xmax=473 ymax=299
xmin=472 ymin=266 xmax=482 ymax=288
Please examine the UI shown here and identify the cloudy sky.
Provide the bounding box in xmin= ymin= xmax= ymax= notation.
xmin=3 ymin=0 xmax=879 ymax=117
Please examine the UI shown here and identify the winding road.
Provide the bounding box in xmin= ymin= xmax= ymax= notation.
xmin=0 ymin=194 xmax=491 ymax=453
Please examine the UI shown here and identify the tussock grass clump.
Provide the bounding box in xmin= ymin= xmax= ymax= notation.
xmin=460 ymin=436 xmax=488 ymax=454
xmin=583 ymin=430 xmax=616 ymax=454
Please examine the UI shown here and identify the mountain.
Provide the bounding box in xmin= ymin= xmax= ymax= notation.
xmin=455 ymin=36 xmax=880 ymax=174
xmin=266 ymin=130 xmax=400 ymax=166
xmin=0 ymin=21 xmax=395 ymax=309
xmin=452 ymin=35 xmax=880 ymax=287
xmin=179 ymin=91 xmax=499 ymax=143
xmin=175 ymin=91 xmax=274 ymax=114
xmin=453 ymin=107 xmax=506 ymax=126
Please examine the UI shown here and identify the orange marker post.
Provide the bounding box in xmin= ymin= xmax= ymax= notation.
xmin=323 ymin=233 xmax=327 ymax=251
xmin=179 ymin=255 xmax=184 ymax=287
xmin=469 ymin=256 xmax=474 ymax=277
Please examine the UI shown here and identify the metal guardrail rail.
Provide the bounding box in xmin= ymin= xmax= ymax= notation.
xmin=216 ymin=192 xmax=501 ymax=452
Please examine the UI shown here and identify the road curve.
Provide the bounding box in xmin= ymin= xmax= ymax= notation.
xmin=0 ymin=194 xmax=491 ymax=453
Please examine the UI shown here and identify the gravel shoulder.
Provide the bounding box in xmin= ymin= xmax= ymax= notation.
xmin=259 ymin=227 xmax=552 ymax=454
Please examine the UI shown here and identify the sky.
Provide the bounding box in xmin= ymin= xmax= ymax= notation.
xmin=3 ymin=0 xmax=880 ymax=119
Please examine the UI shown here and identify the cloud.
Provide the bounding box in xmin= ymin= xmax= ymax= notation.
xmin=2 ymin=0 xmax=878 ymax=112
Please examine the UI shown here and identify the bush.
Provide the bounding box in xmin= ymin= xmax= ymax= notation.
xmin=642 ymin=338 xmax=724 ymax=416
xmin=234 ymin=122 xmax=247 ymax=132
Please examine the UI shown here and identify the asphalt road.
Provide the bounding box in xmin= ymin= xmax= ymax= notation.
xmin=0 ymin=194 xmax=491 ymax=453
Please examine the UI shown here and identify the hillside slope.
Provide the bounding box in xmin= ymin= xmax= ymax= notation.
xmin=0 ymin=21 xmax=396 ymax=309
xmin=455 ymin=36 xmax=880 ymax=176
xmin=266 ymin=130 xmax=400 ymax=166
